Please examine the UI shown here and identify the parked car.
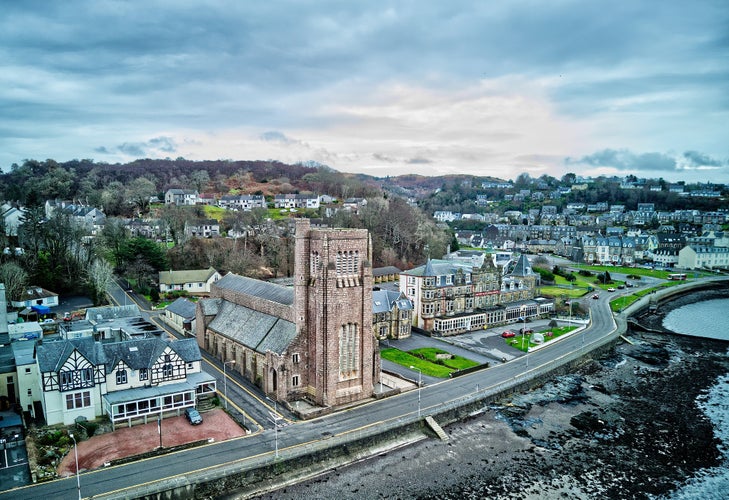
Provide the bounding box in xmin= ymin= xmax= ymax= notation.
xmin=185 ymin=407 xmax=203 ymax=425
xmin=607 ymin=287 xmax=616 ymax=292
xmin=592 ymin=293 xmax=599 ymax=299
xmin=501 ymin=330 xmax=516 ymax=338
xmin=520 ymin=327 xmax=534 ymax=334
xmin=617 ymin=284 xmax=625 ymax=289
xmin=625 ymin=282 xmax=634 ymax=287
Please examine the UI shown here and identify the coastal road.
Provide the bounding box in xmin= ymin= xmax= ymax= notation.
xmin=2 ymin=277 xmax=625 ymax=500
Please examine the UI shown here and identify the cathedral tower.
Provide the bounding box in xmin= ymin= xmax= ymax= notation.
xmin=293 ymin=219 xmax=375 ymax=407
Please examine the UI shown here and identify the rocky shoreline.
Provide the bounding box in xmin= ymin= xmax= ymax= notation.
xmin=256 ymin=298 xmax=729 ymax=499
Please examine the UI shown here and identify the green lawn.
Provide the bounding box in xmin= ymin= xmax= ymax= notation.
xmin=202 ymin=205 xmax=228 ymax=222
xmin=539 ymin=286 xmax=588 ymax=298
xmin=504 ymin=325 xmax=579 ymax=352
xmin=409 ymin=347 xmax=480 ymax=370
xmin=380 ymin=347 xmax=479 ymax=378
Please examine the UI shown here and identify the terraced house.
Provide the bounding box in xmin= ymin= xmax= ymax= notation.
xmin=400 ymin=254 xmax=552 ymax=336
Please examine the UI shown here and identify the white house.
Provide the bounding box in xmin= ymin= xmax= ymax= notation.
xmin=273 ymin=193 xmax=320 ymax=209
xmin=678 ymin=245 xmax=729 ymax=270
xmin=11 ymin=286 xmax=59 ymax=310
xmin=165 ymin=189 xmax=199 ymax=206
xmin=164 ymin=297 xmax=197 ymax=335
xmin=36 ymin=335 xmax=216 ymax=428
xmin=1 ymin=204 xmax=25 ymax=237
xmin=158 ymin=267 xmax=221 ymax=295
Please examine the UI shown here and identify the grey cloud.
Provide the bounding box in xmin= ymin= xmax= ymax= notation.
xmin=373 ymin=153 xmax=397 ymax=163
xmin=407 ymin=157 xmax=432 ymax=164
xmin=260 ymin=131 xmax=294 ymax=143
xmin=567 ymin=149 xmax=677 ymax=171
xmin=683 ymin=150 xmax=723 ymax=167
xmin=99 ymin=136 xmax=178 ymax=157
xmin=148 ymin=136 xmax=177 ymax=153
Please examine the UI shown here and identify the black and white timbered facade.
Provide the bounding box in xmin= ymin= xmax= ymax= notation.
xmin=36 ymin=336 xmax=216 ymax=427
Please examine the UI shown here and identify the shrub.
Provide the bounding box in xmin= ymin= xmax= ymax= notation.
xmin=79 ymin=421 xmax=98 ymax=437
xmin=578 ymin=269 xmax=593 ymax=277
xmin=534 ymin=267 xmax=555 ymax=282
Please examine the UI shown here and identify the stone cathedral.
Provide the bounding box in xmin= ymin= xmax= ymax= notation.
xmin=196 ymin=219 xmax=377 ymax=412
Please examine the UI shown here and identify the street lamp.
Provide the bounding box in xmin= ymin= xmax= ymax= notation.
xmin=520 ymin=305 xmax=529 ymax=367
xmin=409 ymin=366 xmax=422 ymax=417
xmin=266 ymin=397 xmax=282 ymax=459
xmin=69 ymin=433 xmax=81 ymax=500
xmin=568 ymin=299 xmax=572 ymax=327
xmin=223 ymin=360 xmax=235 ymax=410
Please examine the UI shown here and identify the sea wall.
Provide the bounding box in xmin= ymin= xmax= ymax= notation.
xmin=96 ymin=281 xmax=729 ymax=499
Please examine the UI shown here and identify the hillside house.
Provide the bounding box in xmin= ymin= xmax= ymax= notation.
xmin=158 ymin=267 xmax=221 ymax=296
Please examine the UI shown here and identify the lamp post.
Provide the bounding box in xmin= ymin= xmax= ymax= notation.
xmin=409 ymin=366 xmax=422 ymax=417
xmin=521 ymin=305 xmax=529 ymax=367
xmin=69 ymin=433 xmax=81 ymax=500
xmin=568 ymin=299 xmax=572 ymax=327
xmin=223 ymin=360 xmax=235 ymax=410
xmin=266 ymin=397 xmax=281 ymax=459
xmin=379 ymin=357 xmax=383 ymax=394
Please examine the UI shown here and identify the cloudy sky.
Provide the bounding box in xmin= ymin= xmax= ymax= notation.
xmin=2 ymin=1 xmax=728 ymax=182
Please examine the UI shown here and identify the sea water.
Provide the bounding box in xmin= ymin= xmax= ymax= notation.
xmin=662 ymin=298 xmax=729 ymax=341
xmin=661 ymin=298 xmax=729 ymax=499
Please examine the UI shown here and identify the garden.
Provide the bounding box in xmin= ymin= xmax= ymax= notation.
xmin=503 ymin=324 xmax=579 ymax=352
xmin=380 ymin=347 xmax=481 ymax=378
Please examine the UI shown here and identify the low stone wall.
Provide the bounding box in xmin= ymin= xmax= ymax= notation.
xmin=101 ymin=282 xmax=729 ymax=499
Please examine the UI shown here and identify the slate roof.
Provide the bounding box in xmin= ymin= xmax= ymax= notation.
xmin=207 ymin=300 xmax=296 ymax=355
xmin=372 ymin=290 xmax=413 ymax=314
xmin=166 ymin=298 xmax=197 ymax=319
xmin=18 ymin=286 xmax=58 ymax=301
xmin=104 ymin=371 xmax=215 ymax=405
xmin=214 ymin=273 xmax=294 ymax=306
xmin=198 ymin=298 xmax=222 ymax=316
xmin=36 ymin=337 xmax=201 ymax=374
xmin=159 ymin=267 xmax=218 ymax=285
xmin=372 ymin=266 xmax=402 ymax=277
xmin=509 ymin=254 xmax=534 ymax=277
xmin=86 ymin=304 xmax=140 ymax=322
xmin=403 ymin=259 xmax=472 ymax=277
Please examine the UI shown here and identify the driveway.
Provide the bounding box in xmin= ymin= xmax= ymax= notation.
xmin=57 ymin=409 xmax=246 ymax=476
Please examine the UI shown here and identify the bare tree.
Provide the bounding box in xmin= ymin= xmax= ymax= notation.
xmin=86 ymin=258 xmax=114 ymax=305
xmin=0 ymin=261 xmax=28 ymax=304
xmin=190 ymin=170 xmax=210 ymax=193
xmin=126 ymin=177 xmax=157 ymax=215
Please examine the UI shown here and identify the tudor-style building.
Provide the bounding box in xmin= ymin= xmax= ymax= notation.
xmin=400 ymin=254 xmax=552 ymax=336
xmin=36 ymin=335 xmax=216 ymax=428
xmin=197 ymin=219 xmax=377 ymax=410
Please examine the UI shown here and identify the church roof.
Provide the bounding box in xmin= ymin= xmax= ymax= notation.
xmin=207 ymin=300 xmax=296 ymax=355
xmin=214 ymin=273 xmax=294 ymax=306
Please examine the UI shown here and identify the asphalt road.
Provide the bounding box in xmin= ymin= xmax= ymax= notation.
xmin=1 ymin=275 xmax=631 ymax=500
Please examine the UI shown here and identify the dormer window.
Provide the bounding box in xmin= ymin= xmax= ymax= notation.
xmin=116 ymin=369 xmax=128 ymax=385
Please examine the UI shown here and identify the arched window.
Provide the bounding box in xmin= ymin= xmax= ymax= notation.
xmin=336 ymin=251 xmax=343 ymax=275
xmin=339 ymin=323 xmax=359 ymax=379
xmin=310 ymin=251 xmax=320 ymax=275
